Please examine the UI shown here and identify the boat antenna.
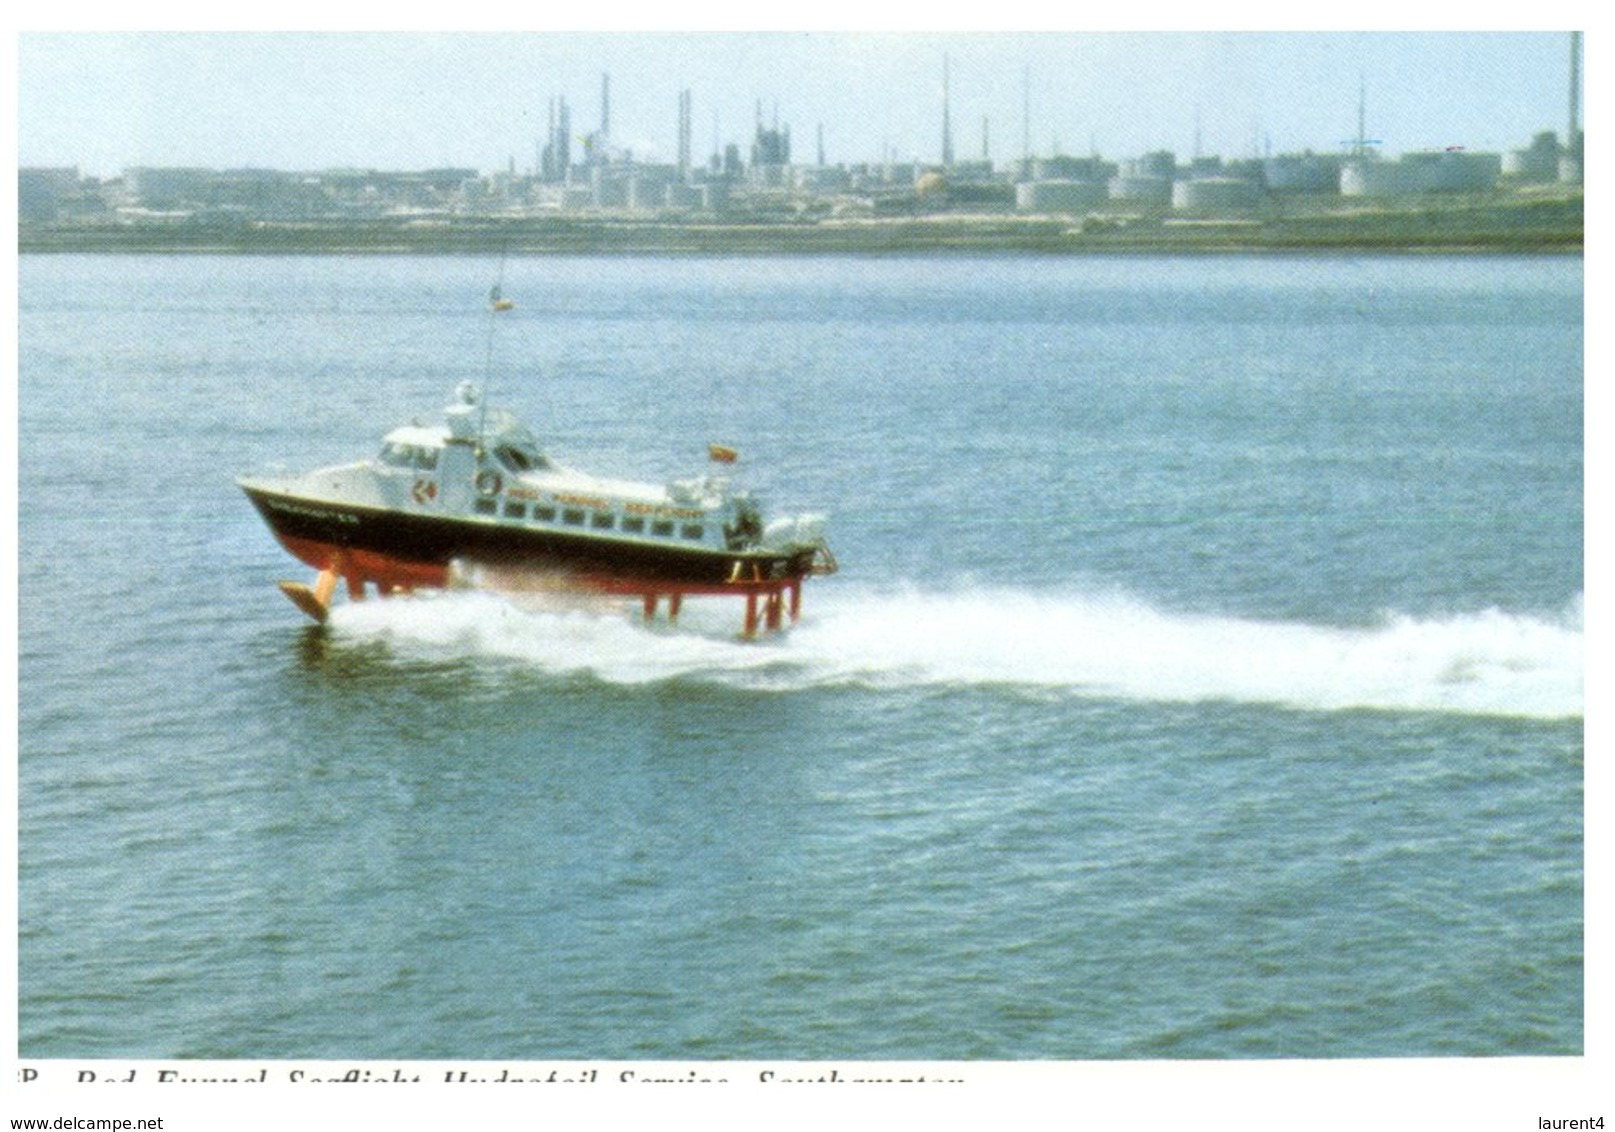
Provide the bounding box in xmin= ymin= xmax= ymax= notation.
xmin=479 ymin=244 xmax=514 ymax=448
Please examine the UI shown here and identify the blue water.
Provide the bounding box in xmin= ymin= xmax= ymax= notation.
xmin=17 ymin=253 xmax=1583 ymax=1059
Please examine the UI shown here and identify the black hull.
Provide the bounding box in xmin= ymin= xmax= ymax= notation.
xmin=242 ymin=486 xmax=816 ymax=589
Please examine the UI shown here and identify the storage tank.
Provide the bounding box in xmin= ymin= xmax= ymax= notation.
xmin=1400 ymin=150 xmax=1500 ymax=192
xmin=663 ymin=183 xmax=703 ymax=209
xmin=1340 ymin=159 xmax=1412 ymax=198
xmin=796 ymin=165 xmax=849 ymax=192
xmin=1032 ymin=156 xmax=1113 ymax=182
xmin=1262 ymin=153 xmax=1341 ymax=193
xmin=1124 ymin=151 xmax=1177 ymax=179
xmin=1015 ymin=180 xmax=1108 ymax=213
xmin=1172 ymin=177 xmax=1262 ymax=212
xmin=628 ymin=169 xmax=676 ymax=210
xmin=1107 ymin=174 xmax=1172 ymax=206
xmin=1504 ymin=132 xmax=1562 ymax=182
xmin=1558 ymin=152 xmax=1583 ymax=185
xmin=699 ymin=182 xmax=731 ymax=211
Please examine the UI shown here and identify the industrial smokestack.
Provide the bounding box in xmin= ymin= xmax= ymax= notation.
xmin=1022 ymin=65 xmax=1031 ymax=163
xmin=558 ymin=97 xmax=571 ymax=181
xmin=677 ymin=89 xmax=692 ymax=180
xmin=1563 ymin=31 xmax=1583 ymax=183
xmin=601 ymin=73 xmax=611 ymax=139
xmin=941 ymin=53 xmax=954 ymax=167
xmin=1570 ymin=31 xmax=1581 ymax=147
xmin=1357 ymin=75 xmax=1366 ymax=157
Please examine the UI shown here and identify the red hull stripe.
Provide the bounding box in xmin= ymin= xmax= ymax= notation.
xmin=275 ymin=533 xmax=805 ymax=599
xmin=279 ymin=534 xmax=449 ymax=591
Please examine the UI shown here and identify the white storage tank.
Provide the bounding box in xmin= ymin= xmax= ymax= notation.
xmin=1015 ymin=180 xmax=1108 ymax=213
xmin=1121 ymin=151 xmax=1177 ymax=179
xmin=1108 ymin=174 xmax=1172 ymax=206
xmin=1263 ymin=154 xmax=1341 ymax=193
xmin=1340 ymin=159 xmax=1412 ymax=198
xmin=1172 ymin=177 xmax=1262 ymax=212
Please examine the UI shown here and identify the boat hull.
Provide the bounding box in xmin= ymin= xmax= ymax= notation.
xmin=241 ymin=484 xmax=819 ymax=598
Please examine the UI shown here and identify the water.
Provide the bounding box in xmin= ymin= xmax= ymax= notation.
xmin=17 ymin=253 xmax=1583 ymax=1059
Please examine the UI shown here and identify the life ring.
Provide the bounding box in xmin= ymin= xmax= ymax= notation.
xmin=475 ymin=469 xmax=503 ymax=497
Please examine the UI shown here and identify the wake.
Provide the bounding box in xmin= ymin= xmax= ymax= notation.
xmin=328 ymin=584 xmax=1583 ymax=720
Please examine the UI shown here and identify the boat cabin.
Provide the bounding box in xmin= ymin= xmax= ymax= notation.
xmin=367 ymin=405 xmax=760 ymax=553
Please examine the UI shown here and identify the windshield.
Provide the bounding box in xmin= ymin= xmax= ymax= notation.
xmin=377 ymin=442 xmax=440 ymax=470
xmin=496 ymin=444 xmax=548 ymax=473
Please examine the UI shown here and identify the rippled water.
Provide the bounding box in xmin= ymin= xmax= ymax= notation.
xmin=18 ymin=253 xmax=1582 ymax=1058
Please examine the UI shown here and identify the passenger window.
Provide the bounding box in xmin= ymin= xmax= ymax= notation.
xmin=504 ymin=501 xmax=526 ymax=519
xmin=682 ymin=524 xmax=705 ymax=541
xmin=562 ymin=509 xmax=586 ymax=526
xmin=593 ymin=512 xmax=615 ymax=530
xmin=651 ymin=520 xmax=674 ymax=537
xmin=622 ymin=517 xmax=645 ymax=534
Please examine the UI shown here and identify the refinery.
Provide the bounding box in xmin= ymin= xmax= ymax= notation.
xmin=20 ymin=37 xmax=1583 ymax=254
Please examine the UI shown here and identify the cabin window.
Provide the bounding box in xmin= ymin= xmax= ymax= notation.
xmin=496 ymin=445 xmax=548 ymax=474
xmin=379 ymin=443 xmax=440 ymax=470
xmin=474 ymin=498 xmax=498 ymax=515
xmin=504 ymin=501 xmax=526 ymax=520
xmin=562 ymin=509 xmax=586 ymax=526
xmin=533 ymin=506 xmax=557 ymax=522
xmin=378 ymin=443 xmax=413 ymax=467
xmin=682 ymin=524 xmax=705 ymax=541
xmin=651 ymin=520 xmax=675 ymax=537
xmin=592 ymin=512 xmax=615 ymax=530
xmin=622 ymin=517 xmax=645 ymax=534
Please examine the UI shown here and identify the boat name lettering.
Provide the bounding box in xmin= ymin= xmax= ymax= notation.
xmin=542 ymin=492 xmax=705 ymax=519
xmin=553 ymin=493 xmax=611 ymax=510
xmin=624 ymin=502 xmax=705 ymax=519
xmin=267 ymin=500 xmax=360 ymax=525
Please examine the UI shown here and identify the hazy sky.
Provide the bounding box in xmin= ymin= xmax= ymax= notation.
xmin=18 ymin=30 xmax=1583 ymax=178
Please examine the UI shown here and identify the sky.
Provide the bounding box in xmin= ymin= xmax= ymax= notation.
xmin=16 ymin=29 xmax=1585 ymax=179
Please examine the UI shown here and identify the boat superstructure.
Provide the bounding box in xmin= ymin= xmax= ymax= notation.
xmin=239 ymin=381 xmax=836 ymax=634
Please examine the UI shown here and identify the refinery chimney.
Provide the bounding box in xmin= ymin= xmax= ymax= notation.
xmin=1356 ymin=76 xmax=1366 ymax=157
xmin=1562 ymin=31 xmax=1583 ymax=183
xmin=1021 ymin=66 xmax=1031 ymax=166
xmin=559 ymin=98 xmax=571 ymax=179
xmin=677 ymin=89 xmax=692 ymax=180
xmin=941 ymin=54 xmax=954 ymax=167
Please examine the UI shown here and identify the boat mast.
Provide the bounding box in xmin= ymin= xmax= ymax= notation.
xmin=478 ymin=247 xmax=511 ymax=449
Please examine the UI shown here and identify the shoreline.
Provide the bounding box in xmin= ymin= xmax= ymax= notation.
xmin=19 ymin=193 xmax=1583 ymax=257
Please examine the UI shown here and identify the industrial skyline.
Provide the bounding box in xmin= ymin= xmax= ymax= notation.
xmin=19 ymin=31 xmax=1584 ymax=180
